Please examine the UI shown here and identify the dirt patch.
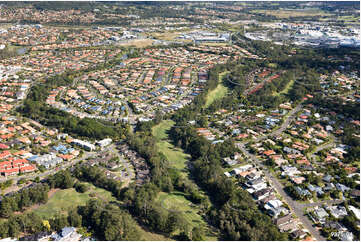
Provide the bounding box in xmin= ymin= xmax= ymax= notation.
xmin=2 ymin=182 xmax=32 ymax=195
xmin=48 ymin=188 xmax=59 ymax=199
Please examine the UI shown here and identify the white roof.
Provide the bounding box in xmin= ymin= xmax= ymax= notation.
xmin=238 ymin=164 xmax=253 ymax=171
xmin=224 ymin=172 xmax=231 ymax=177
xmin=267 ymin=199 xmax=283 ymax=209
xmin=349 ymin=206 xmax=360 ymax=220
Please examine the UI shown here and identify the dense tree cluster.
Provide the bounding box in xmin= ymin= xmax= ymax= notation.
xmin=0 ymin=180 xmax=13 ymax=191
xmin=0 ymin=183 xmax=49 ymax=218
xmin=127 ymin=131 xmax=174 ymax=191
xmin=122 ymin=183 xmax=191 ymax=236
xmin=73 ymin=165 xmax=123 ymax=199
xmin=46 ymin=170 xmax=75 ymax=189
xmin=78 ymin=199 xmax=141 ymax=241
xmin=168 ymin=116 xmax=287 ymax=240
xmin=74 ymin=182 xmax=89 ymax=193
xmin=0 ymin=213 xmax=45 ymax=239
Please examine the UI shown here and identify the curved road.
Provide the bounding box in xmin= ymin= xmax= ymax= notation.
xmin=253 ymin=102 xmax=303 ymax=143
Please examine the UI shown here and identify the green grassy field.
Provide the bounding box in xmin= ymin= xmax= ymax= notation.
xmin=31 ymin=184 xmax=116 ymax=219
xmin=337 ymin=15 xmax=360 ymax=23
xmin=205 ymin=72 xmax=229 ymax=108
xmin=152 ymin=121 xmax=218 ymax=240
xmin=158 ymin=192 xmax=204 ymax=226
xmin=138 ymin=225 xmax=173 ymax=241
xmin=152 ymin=120 xmax=190 ymax=171
xmin=157 ymin=192 xmax=218 ymax=240
xmin=22 ymin=184 xmax=171 ymax=241
xmin=273 ymin=79 xmax=294 ymax=97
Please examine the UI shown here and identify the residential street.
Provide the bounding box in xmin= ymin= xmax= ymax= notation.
xmin=254 ymin=102 xmax=303 ymax=142
xmin=237 ymin=142 xmax=326 ymax=241
xmin=236 ymin=103 xmax=328 ymax=241
xmin=0 ymin=151 xmax=96 ymax=183
xmin=312 ymin=142 xmax=335 ymax=154
xmin=107 ymin=144 xmax=134 ymax=180
xmin=300 ymin=199 xmax=344 ymax=208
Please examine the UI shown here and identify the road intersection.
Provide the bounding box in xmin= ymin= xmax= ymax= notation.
xmin=236 ymin=102 xmax=336 ymax=241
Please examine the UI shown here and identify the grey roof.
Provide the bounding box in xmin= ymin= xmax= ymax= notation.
xmin=295 ymin=186 xmax=311 ymax=197
xmin=274 ymin=214 xmax=293 ymax=226
xmin=314 ymin=207 xmax=328 ymax=219
xmin=248 ymin=177 xmax=264 ymax=186
xmin=323 ymin=174 xmax=332 ymax=182
xmin=336 ymin=183 xmax=350 ymax=192
xmin=61 ymin=227 xmax=76 ymax=238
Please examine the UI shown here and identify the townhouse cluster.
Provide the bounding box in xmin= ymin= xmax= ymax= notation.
xmin=3 ymin=110 xmax=109 ymax=175
xmin=85 ymin=147 xmax=132 ymax=183
xmin=0 ymin=65 xmax=98 ymax=178
xmin=117 ymin=143 xmax=150 ymax=186
xmin=245 ymin=69 xmax=282 ymax=96
xmin=0 ymin=65 xmax=30 ymax=103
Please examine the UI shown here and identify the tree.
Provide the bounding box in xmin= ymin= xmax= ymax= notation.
xmin=166 ymin=212 xmax=187 ymax=235
xmin=0 ymin=221 xmax=9 ymax=238
xmin=20 ymin=190 xmax=31 ymax=209
xmin=7 ymin=216 xmax=20 ymax=238
xmin=68 ymin=209 xmax=82 ymax=227
xmin=176 ymin=231 xmax=190 ymax=241
xmin=50 ymin=215 xmax=69 ymax=232
xmin=0 ymin=199 xmax=13 ymax=218
xmin=42 ymin=220 xmax=51 ymax=231
xmin=74 ymin=182 xmax=89 ymax=193
xmin=191 ymin=226 xmax=205 ymax=241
